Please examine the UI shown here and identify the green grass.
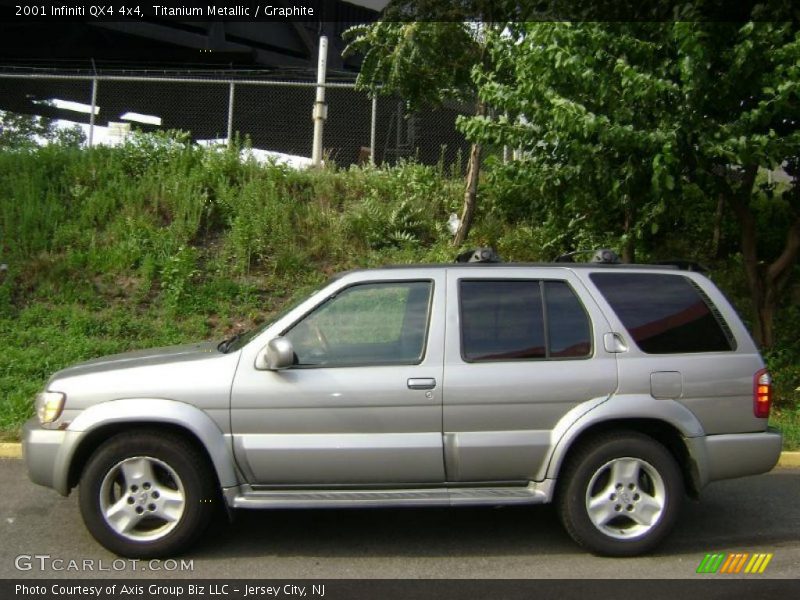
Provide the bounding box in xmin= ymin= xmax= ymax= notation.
xmin=0 ymin=135 xmax=467 ymax=438
xmin=772 ymin=409 xmax=800 ymax=451
xmin=0 ymin=301 xmax=218 ymax=432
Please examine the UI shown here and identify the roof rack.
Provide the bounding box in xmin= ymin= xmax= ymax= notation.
xmin=455 ymin=247 xmax=502 ymax=264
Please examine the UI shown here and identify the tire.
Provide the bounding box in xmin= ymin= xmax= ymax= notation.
xmin=556 ymin=432 xmax=684 ymax=557
xmin=78 ymin=430 xmax=217 ymax=558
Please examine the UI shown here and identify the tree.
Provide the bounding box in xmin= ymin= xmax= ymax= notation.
xmin=460 ymin=22 xmax=682 ymax=262
xmin=461 ymin=19 xmax=800 ymax=347
xmin=675 ymin=21 xmax=800 ymax=348
xmin=0 ymin=110 xmax=53 ymax=150
xmin=343 ymin=18 xmax=490 ymax=246
xmin=0 ymin=109 xmax=86 ymax=150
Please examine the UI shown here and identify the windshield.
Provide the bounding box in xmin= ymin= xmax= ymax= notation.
xmin=220 ymin=286 xmax=325 ymax=353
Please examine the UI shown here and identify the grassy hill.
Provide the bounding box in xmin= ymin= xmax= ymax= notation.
xmin=0 ymin=134 xmax=797 ymax=446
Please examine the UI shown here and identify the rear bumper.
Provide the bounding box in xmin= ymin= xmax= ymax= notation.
xmin=687 ymin=427 xmax=783 ymax=488
xmin=22 ymin=418 xmax=69 ymax=495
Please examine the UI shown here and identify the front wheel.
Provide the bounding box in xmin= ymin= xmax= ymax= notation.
xmin=79 ymin=430 xmax=217 ymax=558
xmin=557 ymin=432 xmax=684 ymax=556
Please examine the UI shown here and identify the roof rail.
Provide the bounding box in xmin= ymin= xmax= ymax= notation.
xmin=652 ymin=260 xmax=709 ymax=273
xmin=555 ymin=249 xmax=708 ymax=272
xmin=555 ymin=249 xmax=621 ymax=264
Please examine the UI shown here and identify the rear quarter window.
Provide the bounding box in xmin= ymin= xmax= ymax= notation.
xmin=589 ymin=272 xmax=735 ymax=354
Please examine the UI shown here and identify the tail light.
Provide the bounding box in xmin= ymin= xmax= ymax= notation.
xmin=753 ymin=368 xmax=772 ymax=418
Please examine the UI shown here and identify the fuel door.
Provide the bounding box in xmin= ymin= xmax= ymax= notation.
xmin=650 ymin=371 xmax=683 ymax=400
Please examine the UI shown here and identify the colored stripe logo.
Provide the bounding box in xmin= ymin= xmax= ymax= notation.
xmin=696 ymin=553 xmax=773 ymax=574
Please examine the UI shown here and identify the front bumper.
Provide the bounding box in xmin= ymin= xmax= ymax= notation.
xmin=686 ymin=427 xmax=783 ymax=489
xmin=22 ymin=418 xmax=69 ymax=495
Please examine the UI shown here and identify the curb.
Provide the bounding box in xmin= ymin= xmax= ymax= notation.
xmin=0 ymin=443 xmax=22 ymax=458
xmin=1 ymin=443 xmax=799 ymax=466
xmin=779 ymin=451 xmax=800 ymax=468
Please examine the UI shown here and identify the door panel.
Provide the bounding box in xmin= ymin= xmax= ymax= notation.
xmin=231 ymin=273 xmax=446 ymax=485
xmin=443 ymin=269 xmax=618 ymax=482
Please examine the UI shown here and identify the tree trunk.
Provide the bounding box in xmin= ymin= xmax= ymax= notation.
xmin=453 ymin=141 xmax=482 ymax=247
xmin=712 ymin=193 xmax=725 ymax=259
xmin=453 ymin=101 xmax=486 ymax=247
xmin=723 ymin=163 xmax=800 ymax=348
xmin=763 ymin=216 xmax=800 ymax=347
xmin=622 ymin=203 xmax=636 ymax=263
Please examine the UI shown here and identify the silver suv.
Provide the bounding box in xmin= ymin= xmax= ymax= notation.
xmin=23 ymin=252 xmax=782 ymax=558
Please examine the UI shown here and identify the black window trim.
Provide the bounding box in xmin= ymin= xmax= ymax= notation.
xmin=688 ymin=279 xmax=738 ymax=352
xmin=457 ymin=277 xmax=594 ymax=364
xmin=280 ymin=278 xmax=435 ymax=369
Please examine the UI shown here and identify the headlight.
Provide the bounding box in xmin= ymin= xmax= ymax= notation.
xmin=35 ymin=391 xmax=66 ymax=424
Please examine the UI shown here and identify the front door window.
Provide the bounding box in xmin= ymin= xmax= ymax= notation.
xmin=285 ymin=281 xmax=432 ymax=367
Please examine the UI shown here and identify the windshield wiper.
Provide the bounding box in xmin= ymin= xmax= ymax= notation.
xmin=218 ymin=333 xmax=242 ymax=353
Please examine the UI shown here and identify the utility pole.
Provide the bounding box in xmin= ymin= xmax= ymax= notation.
xmin=311 ymin=36 xmax=328 ymax=167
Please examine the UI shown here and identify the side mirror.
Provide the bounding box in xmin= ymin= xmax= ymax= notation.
xmin=256 ymin=337 xmax=295 ymax=370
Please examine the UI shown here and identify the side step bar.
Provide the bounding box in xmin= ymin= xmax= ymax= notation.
xmin=227 ymin=481 xmax=554 ymax=509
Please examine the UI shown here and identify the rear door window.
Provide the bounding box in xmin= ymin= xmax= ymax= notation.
xmin=459 ymin=280 xmax=591 ymax=361
xmin=545 ymin=281 xmax=592 ymax=358
xmin=589 ymin=272 xmax=735 ymax=354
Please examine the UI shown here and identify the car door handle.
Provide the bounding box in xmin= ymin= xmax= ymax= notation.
xmin=407 ymin=378 xmax=436 ymax=390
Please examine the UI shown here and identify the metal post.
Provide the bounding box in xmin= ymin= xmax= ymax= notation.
xmin=311 ymin=36 xmax=328 ymax=167
xmin=370 ymin=95 xmax=377 ymax=166
xmin=227 ymin=82 xmax=235 ymax=149
xmin=88 ymin=77 xmax=98 ymax=147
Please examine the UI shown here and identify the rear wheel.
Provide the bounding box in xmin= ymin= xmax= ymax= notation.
xmin=79 ymin=430 xmax=217 ymax=558
xmin=557 ymin=432 xmax=683 ymax=556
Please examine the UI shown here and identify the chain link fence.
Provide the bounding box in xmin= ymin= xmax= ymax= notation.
xmin=0 ymin=70 xmax=470 ymax=170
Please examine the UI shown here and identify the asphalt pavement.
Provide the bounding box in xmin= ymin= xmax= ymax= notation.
xmin=1 ymin=458 xmax=798 ymax=579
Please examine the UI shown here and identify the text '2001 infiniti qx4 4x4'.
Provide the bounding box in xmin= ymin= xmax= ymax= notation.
xmin=23 ymin=249 xmax=782 ymax=558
